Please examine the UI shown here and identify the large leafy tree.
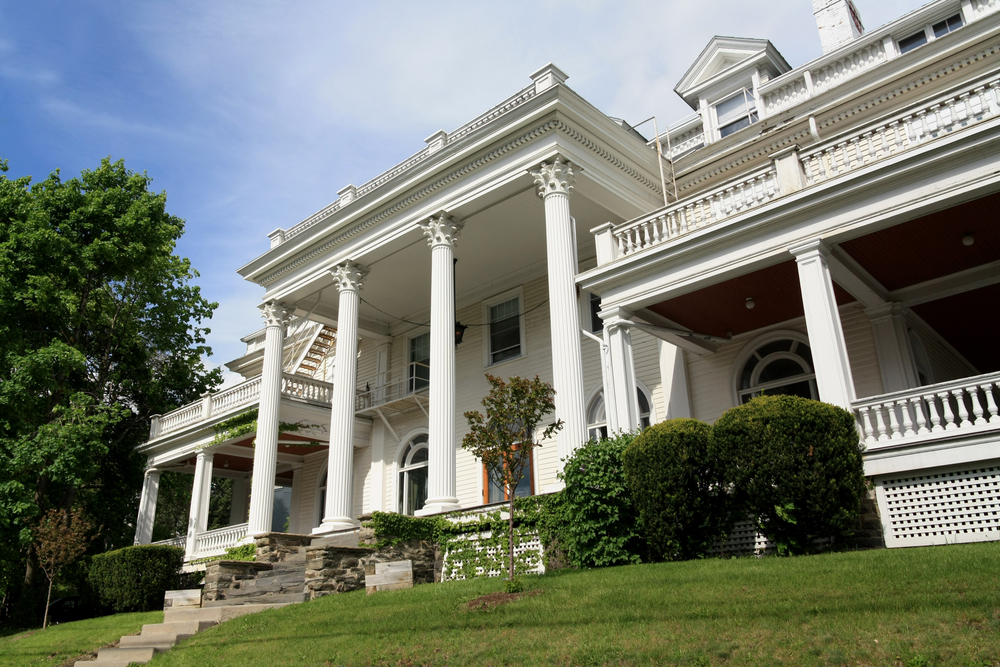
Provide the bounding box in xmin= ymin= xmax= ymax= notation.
xmin=0 ymin=157 xmax=221 ymax=623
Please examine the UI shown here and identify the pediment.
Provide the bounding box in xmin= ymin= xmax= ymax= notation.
xmin=675 ymin=36 xmax=790 ymax=108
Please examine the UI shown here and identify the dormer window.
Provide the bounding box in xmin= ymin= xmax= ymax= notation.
xmin=715 ymin=88 xmax=758 ymax=139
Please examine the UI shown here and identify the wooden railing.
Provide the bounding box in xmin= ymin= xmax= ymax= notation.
xmin=853 ymin=371 xmax=1000 ymax=450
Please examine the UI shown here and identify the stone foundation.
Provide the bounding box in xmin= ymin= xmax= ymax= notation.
xmin=254 ymin=532 xmax=314 ymax=563
xmin=202 ymin=560 xmax=273 ymax=602
xmin=303 ymin=538 xmax=437 ymax=600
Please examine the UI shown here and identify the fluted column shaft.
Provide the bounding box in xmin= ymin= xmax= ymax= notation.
xmin=134 ymin=468 xmax=160 ymax=545
xmin=532 ymin=157 xmax=587 ymax=463
xmin=316 ymin=262 xmax=368 ymax=533
xmin=247 ymin=302 xmax=290 ymax=536
xmin=185 ymin=450 xmax=213 ymax=557
xmin=791 ymin=239 xmax=856 ymax=409
xmin=417 ymin=212 xmax=464 ymax=515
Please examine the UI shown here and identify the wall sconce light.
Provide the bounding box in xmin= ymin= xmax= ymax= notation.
xmin=745 ymin=297 xmax=756 ymax=310
xmin=455 ymin=322 xmax=468 ymax=346
xmin=962 ymin=233 xmax=975 ymax=246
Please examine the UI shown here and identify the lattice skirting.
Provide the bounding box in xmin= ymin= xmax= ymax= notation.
xmin=874 ymin=459 xmax=1000 ymax=548
xmin=441 ymin=531 xmax=545 ymax=581
xmin=713 ymin=519 xmax=775 ymax=555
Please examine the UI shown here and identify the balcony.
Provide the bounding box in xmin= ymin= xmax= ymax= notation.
xmin=355 ymin=363 xmax=430 ymax=418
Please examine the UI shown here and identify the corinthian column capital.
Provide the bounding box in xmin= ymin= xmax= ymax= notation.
xmin=260 ymin=301 xmax=291 ymax=328
xmin=531 ymin=155 xmax=577 ymax=198
xmin=330 ymin=261 xmax=369 ymax=293
xmin=419 ymin=211 xmax=465 ymax=248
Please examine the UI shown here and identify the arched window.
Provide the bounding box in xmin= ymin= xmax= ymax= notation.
xmin=735 ymin=335 xmax=818 ymax=404
xmin=586 ymin=387 xmax=652 ymax=441
xmin=397 ymin=435 xmax=429 ymax=515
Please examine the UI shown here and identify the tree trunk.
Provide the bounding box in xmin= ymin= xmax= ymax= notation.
xmin=508 ymin=493 xmax=515 ymax=582
xmin=43 ymin=577 xmax=52 ymax=630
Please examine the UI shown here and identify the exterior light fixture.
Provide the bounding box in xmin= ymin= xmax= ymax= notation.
xmin=962 ymin=233 xmax=975 ymax=246
xmin=455 ymin=322 xmax=468 ymax=346
xmin=745 ymin=297 xmax=755 ymax=310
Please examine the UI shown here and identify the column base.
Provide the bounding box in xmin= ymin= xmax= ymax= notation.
xmin=312 ymin=517 xmax=359 ymax=534
xmin=415 ymin=499 xmax=461 ymax=516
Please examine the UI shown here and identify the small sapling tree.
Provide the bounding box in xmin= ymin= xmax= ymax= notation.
xmin=35 ymin=508 xmax=94 ymax=629
xmin=463 ymin=375 xmax=562 ymax=585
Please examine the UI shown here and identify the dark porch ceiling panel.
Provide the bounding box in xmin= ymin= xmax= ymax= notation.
xmin=838 ymin=192 xmax=1000 ymax=292
xmin=910 ymin=282 xmax=1000 ymax=374
xmin=646 ymin=261 xmax=853 ymax=338
xmin=233 ymin=433 xmax=328 ymax=457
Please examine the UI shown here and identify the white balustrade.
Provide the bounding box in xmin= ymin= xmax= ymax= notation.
xmin=853 ymin=371 xmax=1000 ymax=449
xmin=281 ymin=373 xmax=333 ymax=404
xmin=150 ymin=535 xmax=186 ymax=548
xmin=191 ymin=522 xmax=249 ymax=560
xmin=972 ymin=0 xmax=1000 ymax=19
xmin=355 ymin=375 xmax=427 ymax=412
xmin=611 ymin=166 xmax=778 ymax=259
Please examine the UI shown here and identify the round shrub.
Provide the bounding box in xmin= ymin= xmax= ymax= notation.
xmin=552 ymin=432 xmax=646 ymax=568
xmin=623 ymin=418 xmax=735 ymax=560
xmin=89 ymin=545 xmax=183 ymax=612
xmin=711 ymin=395 xmax=865 ymax=554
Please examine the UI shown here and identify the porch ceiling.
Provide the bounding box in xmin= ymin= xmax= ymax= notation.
xmin=645 ymin=261 xmax=853 ymax=339
xmin=911 ymin=282 xmax=1000 ymax=373
xmin=289 ymin=186 xmax=620 ymax=335
xmin=837 ymin=192 xmax=1000 ymax=292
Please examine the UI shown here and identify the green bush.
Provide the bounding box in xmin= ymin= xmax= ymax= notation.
xmin=623 ymin=418 xmax=735 ymax=561
xmin=89 ymin=545 xmax=183 ymax=613
xmin=549 ymin=432 xmax=646 ymax=568
xmin=711 ymin=395 xmax=865 ymax=554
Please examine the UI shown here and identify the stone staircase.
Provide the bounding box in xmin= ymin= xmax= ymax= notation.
xmin=73 ymin=603 xmax=283 ymax=667
xmin=203 ymin=545 xmax=309 ymax=606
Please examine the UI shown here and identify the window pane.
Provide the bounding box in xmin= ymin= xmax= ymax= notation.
xmin=487 ymin=463 xmax=505 ymax=503
xmin=490 ymin=297 xmax=521 ymax=364
xmin=590 ymin=293 xmax=603 ymax=333
xmin=409 ymin=333 xmax=430 ymax=391
xmin=760 ymin=380 xmax=814 ymax=400
xmin=406 ymin=468 xmax=428 ymax=515
xmin=899 ymin=31 xmax=927 ymax=53
xmin=757 ymin=340 xmax=791 ymax=357
xmin=933 ymin=14 xmax=962 ymax=37
xmin=757 ymin=358 xmax=807 ymax=384
xmin=740 ymin=355 xmax=759 ymax=390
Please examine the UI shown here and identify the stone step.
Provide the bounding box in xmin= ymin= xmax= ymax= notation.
xmin=163 ymin=603 xmax=285 ymax=625
xmin=140 ymin=619 xmax=217 ymax=637
xmin=310 ymin=530 xmax=363 ymax=548
xmin=203 ymin=592 xmax=304 ymax=607
xmin=117 ymin=635 xmax=181 ymax=649
xmin=91 ymin=645 xmax=166 ymax=663
xmin=250 ymin=571 xmax=306 ymax=585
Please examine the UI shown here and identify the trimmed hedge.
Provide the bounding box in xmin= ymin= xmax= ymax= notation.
xmin=623 ymin=419 xmax=735 ymax=560
xmin=712 ymin=395 xmax=865 ymax=554
xmin=551 ymin=432 xmax=646 ymax=568
xmin=89 ymin=545 xmax=183 ymax=612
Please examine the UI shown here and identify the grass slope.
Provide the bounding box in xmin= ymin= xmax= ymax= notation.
xmin=0 ymin=610 xmax=163 ymax=667
xmin=148 ymin=543 xmax=1000 ymax=666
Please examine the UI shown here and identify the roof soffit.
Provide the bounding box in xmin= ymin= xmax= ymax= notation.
xmin=240 ymin=86 xmax=665 ymax=290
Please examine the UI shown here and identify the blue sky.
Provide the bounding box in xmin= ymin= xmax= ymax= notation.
xmin=1 ymin=0 xmax=927 ymax=385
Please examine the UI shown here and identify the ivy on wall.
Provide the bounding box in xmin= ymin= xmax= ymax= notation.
xmin=206 ymin=408 xmax=318 ymax=447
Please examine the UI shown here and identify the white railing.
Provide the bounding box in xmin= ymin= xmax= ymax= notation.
xmin=283 ymin=84 xmax=538 ymax=242
xmin=150 ymin=373 xmax=333 ymax=440
xmin=611 ymin=164 xmax=778 ymax=258
xmin=192 ymin=523 xmax=249 ymax=560
xmin=667 ymin=130 xmax=706 ymax=159
xmin=853 ymin=371 xmax=1000 ymax=450
xmin=354 ymin=375 xmax=428 ymax=412
xmin=802 ymin=75 xmax=1000 ymax=187
xmin=150 ymin=535 xmax=186 ymax=548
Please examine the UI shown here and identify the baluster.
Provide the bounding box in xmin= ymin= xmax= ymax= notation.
xmin=848 ymin=137 xmax=861 ymax=170
xmin=641 ymin=222 xmax=650 ymax=249
xmin=896 ymin=400 xmax=916 ymax=437
xmin=968 ymin=385 xmax=987 ymax=425
xmin=938 ymin=391 xmax=958 ymax=430
xmin=888 ymin=120 xmax=903 ymax=152
xmin=626 ymin=229 xmax=636 ymax=254
xmin=982 ymin=381 xmax=1000 ymax=424
xmin=672 ymin=210 xmax=682 ymax=236
xmin=616 ymin=233 xmax=625 ymax=256
xmin=952 ymin=388 xmax=972 ymax=427
xmin=858 ymin=406 xmax=876 ymax=445
xmin=722 ymin=188 xmax=734 ymax=216
xmin=861 ymin=131 xmax=874 ymax=164
xmin=886 ymin=402 xmax=903 ymax=439
xmin=922 ymin=393 xmax=943 ymax=432
xmin=874 ymin=405 xmax=890 ymax=441
xmin=651 ymin=216 xmax=662 ymax=244
xmin=911 ymin=396 xmax=930 ymax=435
xmin=804 ymin=155 xmax=817 ymax=185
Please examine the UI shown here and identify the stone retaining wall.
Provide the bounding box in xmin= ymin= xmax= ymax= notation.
xmin=254 ymin=532 xmax=313 ymax=562
xmin=304 ymin=539 xmax=437 ymax=600
xmin=202 ymin=560 xmax=273 ymax=602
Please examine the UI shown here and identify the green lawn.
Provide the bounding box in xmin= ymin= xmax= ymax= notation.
xmin=0 ymin=610 xmax=162 ymax=667
xmin=139 ymin=542 xmax=1000 ymax=667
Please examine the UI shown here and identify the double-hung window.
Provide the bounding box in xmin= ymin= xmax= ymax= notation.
xmin=408 ymin=332 xmax=430 ymax=392
xmin=488 ymin=296 xmax=522 ymax=364
xmin=715 ymin=88 xmax=758 ymax=139
xmin=484 ymin=446 xmax=533 ymax=504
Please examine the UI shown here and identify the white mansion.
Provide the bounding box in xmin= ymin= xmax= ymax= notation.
xmin=136 ymin=0 xmax=1000 ymax=560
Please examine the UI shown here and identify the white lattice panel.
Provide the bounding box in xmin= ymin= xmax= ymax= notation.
xmin=875 ymin=461 xmax=1000 ymax=548
xmin=713 ymin=518 xmax=774 ymax=555
xmin=442 ymin=531 xmax=544 ymax=581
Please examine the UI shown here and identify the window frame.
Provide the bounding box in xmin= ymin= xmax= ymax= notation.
xmin=482 ymin=286 xmax=526 ymax=368
xmin=407 ymin=330 xmax=431 ymax=393
xmin=396 ymin=432 xmax=429 ymax=516
xmin=482 ymin=443 xmax=535 ymax=505
xmin=731 ymin=330 xmax=818 ymax=406
xmin=585 ymin=382 xmax=655 ymax=441
xmin=897 ymin=12 xmax=963 ymax=54
xmin=713 ymin=87 xmax=759 ymax=140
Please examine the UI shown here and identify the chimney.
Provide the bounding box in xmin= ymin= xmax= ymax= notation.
xmin=813 ymin=0 xmax=865 ymax=54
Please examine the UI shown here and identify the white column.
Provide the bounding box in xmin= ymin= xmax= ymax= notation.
xmin=369 ymin=418 xmax=386 ymax=513
xmin=658 ymin=340 xmax=692 ymax=420
xmin=316 ymin=261 xmax=368 ymax=533
xmin=531 ymin=156 xmax=587 ymax=463
xmin=185 ymin=450 xmax=212 ymax=557
xmin=866 ymin=302 xmax=918 ymax=393
xmin=196 ymin=451 xmax=215 ymax=533
xmin=416 ymin=212 xmax=464 ymax=515
xmin=247 ymin=302 xmax=290 ymax=537
xmin=604 ymin=309 xmax=641 ymax=434
xmin=286 ymin=463 xmax=304 ymax=534
xmin=134 ymin=468 xmax=160 ymax=545
xmin=229 ymin=477 xmax=250 ymax=525
xmin=790 ymin=239 xmax=856 ymax=409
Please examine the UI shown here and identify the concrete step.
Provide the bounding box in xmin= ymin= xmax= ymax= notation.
xmin=140 ymin=619 xmax=217 ymax=636
xmin=117 ymin=635 xmax=185 ymax=649
xmin=90 ymin=645 xmax=166 ymax=663
xmin=163 ymin=603 xmax=285 ymax=624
